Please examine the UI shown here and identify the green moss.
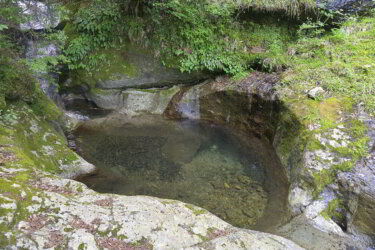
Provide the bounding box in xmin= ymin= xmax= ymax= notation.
xmin=30 ymin=92 xmax=62 ymax=122
xmin=320 ymin=199 xmax=344 ymax=221
xmin=307 ymin=137 xmax=326 ymax=151
xmin=273 ymin=105 xmax=305 ymax=173
xmin=283 ymin=16 xmax=375 ymax=115
xmin=184 ymin=204 xmax=206 ymax=216
xmin=70 ymin=46 xmax=138 ymax=88
xmin=64 ymin=227 xmax=74 ymax=232
xmin=161 ymin=200 xmax=177 ymax=205
xmin=312 ymin=169 xmax=334 ymax=197
xmin=330 ymin=119 xmax=369 ymax=172
xmin=76 ymin=185 xmax=84 ymax=193
xmin=0 ymin=94 xmax=6 ymax=112
xmin=90 ymin=88 xmax=117 ymax=96
xmin=0 ymin=102 xmax=79 ymax=176
xmin=0 ymin=56 xmax=37 ymax=107
xmin=92 ymin=48 xmax=137 ymax=80
xmin=129 ymin=237 xmax=153 ymax=249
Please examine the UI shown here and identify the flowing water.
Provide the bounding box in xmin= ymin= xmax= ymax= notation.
xmin=74 ymin=115 xmax=288 ymax=231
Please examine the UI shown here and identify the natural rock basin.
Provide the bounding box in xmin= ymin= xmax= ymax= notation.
xmin=73 ymin=114 xmax=289 ymax=231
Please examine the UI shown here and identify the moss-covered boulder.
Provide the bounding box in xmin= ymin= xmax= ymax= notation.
xmin=66 ymin=46 xmax=207 ymax=91
xmin=0 ymin=103 xmax=94 ymax=179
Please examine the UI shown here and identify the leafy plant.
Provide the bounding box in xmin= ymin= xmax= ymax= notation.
xmin=64 ymin=0 xmax=124 ymax=71
xmin=149 ymin=0 xmax=249 ymax=74
xmin=62 ymin=0 xmax=294 ymax=75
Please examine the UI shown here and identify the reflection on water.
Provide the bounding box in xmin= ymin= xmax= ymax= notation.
xmin=64 ymin=99 xmax=112 ymax=118
xmin=74 ymin=116 xmax=287 ymax=230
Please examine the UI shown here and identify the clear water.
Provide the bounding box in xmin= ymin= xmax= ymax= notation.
xmin=74 ymin=115 xmax=288 ymax=230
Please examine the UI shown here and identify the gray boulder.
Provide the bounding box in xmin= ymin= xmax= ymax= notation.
xmin=317 ymin=0 xmax=375 ymax=13
xmin=18 ymin=0 xmax=60 ymax=30
xmin=70 ymin=46 xmax=207 ymax=90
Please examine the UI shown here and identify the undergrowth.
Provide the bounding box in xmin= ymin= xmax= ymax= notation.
xmin=283 ymin=15 xmax=375 ymax=115
xmin=62 ymin=0 xmax=296 ymax=76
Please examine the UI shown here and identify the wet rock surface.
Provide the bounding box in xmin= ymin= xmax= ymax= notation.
xmin=85 ymin=86 xmax=181 ymax=116
xmin=3 ymin=69 xmax=375 ymax=249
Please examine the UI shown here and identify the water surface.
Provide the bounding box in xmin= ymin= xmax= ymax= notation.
xmin=74 ymin=115 xmax=288 ymax=230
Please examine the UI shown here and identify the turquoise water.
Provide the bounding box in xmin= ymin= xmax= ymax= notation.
xmin=74 ymin=115 xmax=287 ymax=230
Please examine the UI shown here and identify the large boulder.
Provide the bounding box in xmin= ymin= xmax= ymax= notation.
xmin=317 ymin=0 xmax=375 ymax=13
xmin=18 ymin=0 xmax=60 ymax=30
xmin=2 ymin=177 xmax=304 ymax=250
xmin=165 ymin=73 xmax=281 ymax=142
xmin=69 ymin=46 xmax=208 ymax=90
xmin=25 ymin=39 xmax=63 ymax=107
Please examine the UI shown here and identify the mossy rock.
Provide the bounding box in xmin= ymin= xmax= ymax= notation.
xmin=68 ymin=45 xmax=208 ymax=90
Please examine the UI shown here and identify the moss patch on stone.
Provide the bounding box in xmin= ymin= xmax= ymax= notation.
xmin=185 ymin=204 xmax=207 ymax=216
xmin=0 ymin=103 xmax=84 ymax=241
xmin=276 ymin=16 xmax=374 ymax=198
xmin=320 ymin=198 xmax=345 ymax=221
xmin=69 ymin=46 xmax=138 ymax=88
xmin=282 ymin=16 xmax=375 ymax=115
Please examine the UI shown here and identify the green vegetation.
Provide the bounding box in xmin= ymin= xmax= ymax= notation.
xmin=0 ymin=1 xmax=36 ymax=110
xmin=283 ymin=16 xmax=375 ymax=114
xmin=321 ymin=198 xmax=345 ymax=221
xmin=62 ymin=0 xmax=298 ymax=76
xmin=277 ymin=13 xmax=374 ymax=196
xmin=0 ymin=0 xmax=65 ymax=120
xmin=64 ymin=0 xmax=123 ymax=71
xmin=185 ymin=204 xmax=207 ymax=216
xmin=0 ymin=1 xmax=374 ymax=242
